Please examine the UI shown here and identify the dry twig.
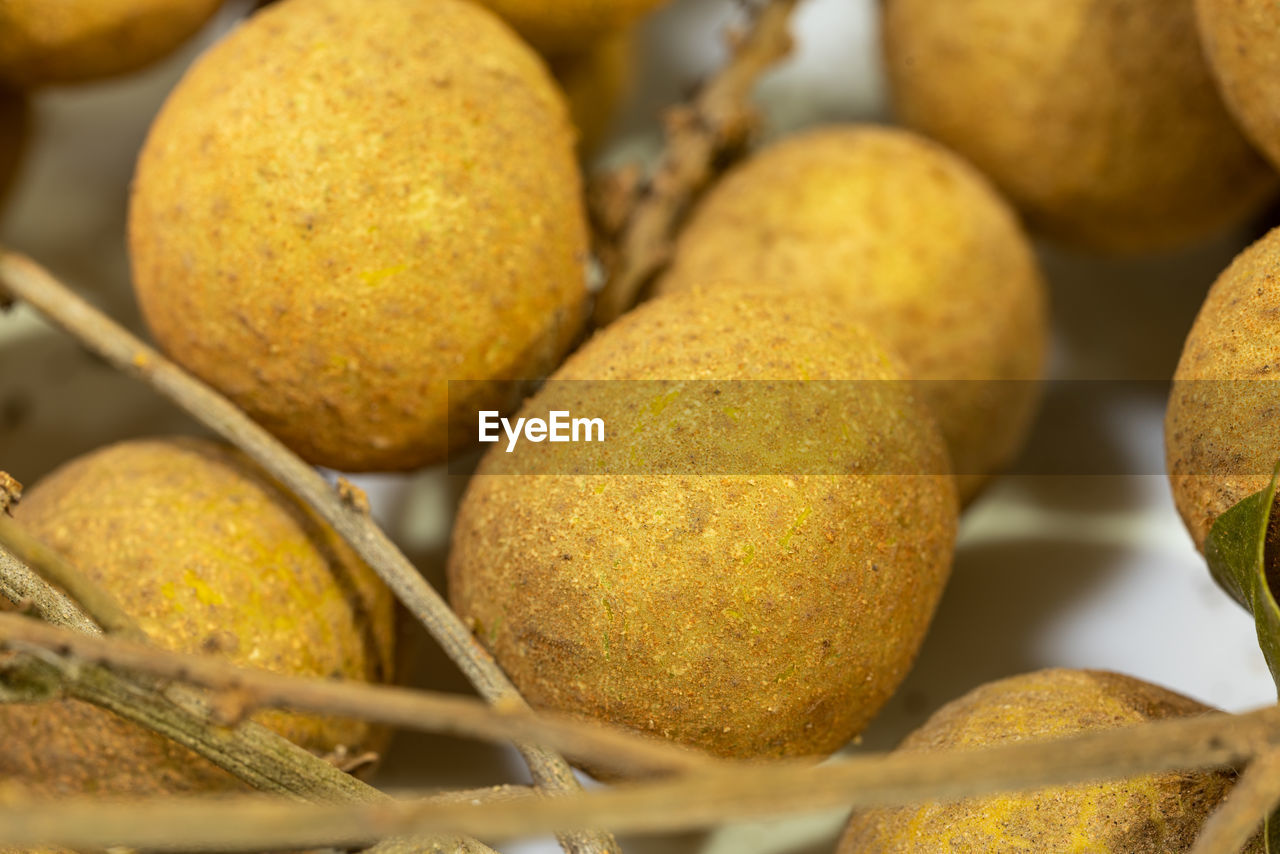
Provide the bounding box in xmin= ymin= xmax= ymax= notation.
xmin=0 ymin=510 xmax=144 ymax=640
xmin=0 ymin=543 xmax=378 ymax=801
xmin=591 ymin=0 xmax=801 ymax=325
xmin=0 ymin=542 xmax=489 ymax=853
xmin=0 ymin=544 xmax=100 ymax=634
xmin=1190 ymin=748 xmax=1280 ymax=854
xmin=0 ymin=248 xmax=614 ymax=854
xmin=0 ymin=4 xmax=810 ymax=850
xmin=0 ymin=702 xmax=1277 ymax=850
xmin=0 ymin=612 xmax=713 ymax=778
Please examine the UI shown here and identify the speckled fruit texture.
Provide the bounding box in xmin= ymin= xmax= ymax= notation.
xmin=129 ymin=0 xmax=588 ymax=472
xmin=840 ymin=669 xmax=1253 ymax=853
xmin=476 ymin=0 xmax=664 ymax=53
xmin=1167 ymin=227 xmax=1280 ymax=552
xmin=883 ymin=0 xmax=1277 ymax=252
xmin=1197 ymin=0 xmax=1280 ymax=172
xmin=657 ymin=125 xmax=1048 ymax=502
xmin=448 ymin=288 xmax=958 ymax=761
xmin=2 ymin=437 xmax=396 ymax=796
xmin=0 ymin=0 xmax=224 ymax=87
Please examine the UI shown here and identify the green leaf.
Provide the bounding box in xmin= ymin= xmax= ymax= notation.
xmin=1205 ymin=463 xmax=1280 ymax=690
xmin=1206 ymin=465 xmax=1280 ymax=854
xmin=1267 ymin=810 xmax=1280 ymax=854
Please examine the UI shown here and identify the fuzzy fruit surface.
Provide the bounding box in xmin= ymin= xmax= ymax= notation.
xmin=129 ymin=0 xmax=588 ymax=472
xmin=476 ymin=0 xmax=664 ymax=54
xmin=1197 ymin=0 xmax=1280 ymax=173
xmin=448 ymin=287 xmax=958 ymax=761
xmin=0 ymin=0 xmax=224 ymax=87
xmin=2 ymin=437 xmax=396 ymax=796
xmin=883 ymin=0 xmax=1277 ymax=252
xmin=840 ymin=669 xmax=1255 ymax=853
xmin=658 ymin=125 xmax=1048 ymax=502
xmin=1167 ymin=226 xmax=1280 ymax=552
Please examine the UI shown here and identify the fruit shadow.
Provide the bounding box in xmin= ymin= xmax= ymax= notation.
xmin=0 ymin=327 xmax=203 ymax=483
xmin=1036 ymin=228 xmax=1244 ymax=384
xmin=853 ymin=534 xmax=1125 ymax=752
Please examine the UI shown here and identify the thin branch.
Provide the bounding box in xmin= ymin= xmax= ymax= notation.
xmin=7 ymin=628 xmax=496 ymax=854
xmin=1191 ymin=748 xmax=1280 ymax=854
xmin=590 ymin=0 xmax=801 ymax=325
xmin=0 ymin=612 xmax=713 ymax=778
xmin=0 ymin=512 xmax=144 ymax=640
xmin=0 ymin=546 xmax=491 ymax=854
xmin=0 ymin=703 xmax=1277 ymax=851
xmin=0 ymin=556 xmax=381 ymax=802
xmin=416 ymin=786 xmax=537 ymax=806
xmin=0 ymin=250 xmax=616 ymax=854
xmin=0 ymin=544 xmax=101 ymax=634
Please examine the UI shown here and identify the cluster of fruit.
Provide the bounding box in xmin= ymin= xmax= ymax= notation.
xmin=1 ymin=0 xmax=1279 ymax=851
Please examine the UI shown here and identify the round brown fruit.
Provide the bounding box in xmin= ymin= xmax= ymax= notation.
xmin=657 ymin=125 xmax=1048 ymax=502
xmin=840 ymin=669 xmax=1254 ymax=853
xmin=476 ymin=0 xmax=665 ymax=54
xmin=882 ymin=0 xmax=1277 ymax=252
xmin=448 ymin=287 xmax=958 ymax=761
xmin=129 ymin=0 xmax=589 ymax=472
xmin=1197 ymin=0 xmax=1280 ymax=172
xmin=2 ymin=437 xmax=396 ymax=796
xmin=1166 ymin=226 xmax=1280 ymax=551
xmin=0 ymin=0 xmax=224 ymax=88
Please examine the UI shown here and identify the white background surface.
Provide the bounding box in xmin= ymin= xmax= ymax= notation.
xmin=1 ymin=1 xmax=1276 ymax=852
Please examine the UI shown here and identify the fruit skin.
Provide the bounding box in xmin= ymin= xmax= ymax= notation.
xmin=129 ymin=0 xmax=588 ymax=472
xmin=474 ymin=0 xmax=664 ymax=54
xmin=882 ymin=0 xmax=1277 ymax=253
xmin=656 ymin=125 xmax=1048 ymax=502
xmin=2 ymin=437 xmax=396 ymax=796
xmin=1166 ymin=227 xmax=1280 ymax=552
xmin=1197 ymin=0 xmax=1280 ymax=172
xmin=0 ymin=88 xmax=27 ymax=207
xmin=549 ymin=29 xmax=634 ymax=156
xmin=0 ymin=0 xmax=224 ymax=88
xmin=840 ymin=669 xmax=1253 ymax=853
xmin=448 ymin=287 xmax=958 ymax=761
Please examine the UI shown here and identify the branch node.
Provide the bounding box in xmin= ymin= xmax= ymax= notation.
xmin=209 ymin=686 xmax=257 ymax=727
xmin=336 ymin=477 xmax=371 ymax=515
xmin=323 ymin=745 xmax=380 ymax=776
xmin=0 ymin=472 xmax=21 ymax=516
xmin=589 ymin=0 xmax=801 ymax=326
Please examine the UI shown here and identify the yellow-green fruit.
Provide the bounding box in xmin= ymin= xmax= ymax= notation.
xmin=0 ymin=88 xmax=27 ymax=206
xmin=840 ymin=669 xmax=1251 ymax=853
xmin=129 ymin=0 xmax=588 ymax=472
xmin=1166 ymin=227 xmax=1280 ymax=552
xmin=475 ymin=0 xmax=664 ymax=54
xmin=549 ymin=30 xmax=634 ymax=155
xmin=883 ymin=0 xmax=1277 ymax=252
xmin=2 ymin=437 xmax=396 ymax=796
xmin=0 ymin=0 xmax=224 ymax=88
xmin=1197 ymin=0 xmax=1280 ymax=172
xmin=657 ymin=126 xmax=1047 ymax=502
xmin=448 ymin=288 xmax=958 ymax=760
